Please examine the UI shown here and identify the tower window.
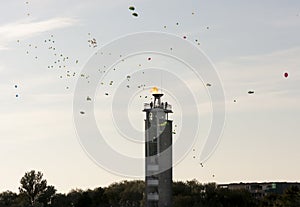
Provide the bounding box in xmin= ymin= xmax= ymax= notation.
xmin=149 ymin=112 xmax=153 ymax=120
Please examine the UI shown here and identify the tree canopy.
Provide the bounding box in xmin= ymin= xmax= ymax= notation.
xmin=18 ymin=170 xmax=56 ymax=207
xmin=0 ymin=170 xmax=299 ymax=207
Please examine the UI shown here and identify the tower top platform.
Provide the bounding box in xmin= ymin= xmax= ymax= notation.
xmin=143 ymin=93 xmax=172 ymax=113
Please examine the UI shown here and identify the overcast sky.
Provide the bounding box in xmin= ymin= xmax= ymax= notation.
xmin=0 ymin=0 xmax=300 ymax=193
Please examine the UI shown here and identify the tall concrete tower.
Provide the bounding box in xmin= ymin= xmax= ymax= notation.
xmin=143 ymin=92 xmax=173 ymax=207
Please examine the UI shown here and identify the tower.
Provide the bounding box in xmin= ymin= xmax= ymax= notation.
xmin=143 ymin=92 xmax=173 ymax=207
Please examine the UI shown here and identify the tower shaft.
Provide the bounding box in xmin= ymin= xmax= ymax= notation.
xmin=143 ymin=94 xmax=173 ymax=207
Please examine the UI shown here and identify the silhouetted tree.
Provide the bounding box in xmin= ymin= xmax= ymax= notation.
xmin=38 ymin=185 xmax=56 ymax=206
xmin=173 ymin=195 xmax=194 ymax=207
xmin=66 ymin=189 xmax=83 ymax=207
xmin=12 ymin=193 xmax=30 ymax=207
xmin=173 ymin=181 xmax=190 ymax=197
xmin=104 ymin=181 xmax=129 ymax=207
xmin=49 ymin=193 xmax=69 ymax=207
xmin=76 ymin=191 xmax=92 ymax=207
xmin=19 ymin=170 xmax=55 ymax=207
xmin=103 ymin=180 xmax=145 ymax=207
xmin=280 ymin=186 xmax=300 ymax=207
xmin=202 ymin=183 xmax=221 ymax=206
xmin=89 ymin=187 xmax=109 ymax=207
xmin=119 ymin=180 xmax=144 ymax=207
xmin=259 ymin=193 xmax=282 ymax=207
xmin=0 ymin=191 xmax=17 ymax=207
xmin=1 ymin=172 xmax=299 ymax=207
xmin=217 ymin=188 xmax=256 ymax=207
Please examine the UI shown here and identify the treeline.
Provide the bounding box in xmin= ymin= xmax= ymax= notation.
xmin=1 ymin=170 xmax=300 ymax=207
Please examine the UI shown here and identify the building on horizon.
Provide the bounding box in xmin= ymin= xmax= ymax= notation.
xmin=143 ymin=92 xmax=173 ymax=207
xmin=218 ymin=182 xmax=300 ymax=199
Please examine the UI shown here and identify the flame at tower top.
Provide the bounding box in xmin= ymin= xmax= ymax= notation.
xmin=143 ymin=87 xmax=173 ymax=207
xmin=143 ymin=88 xmax=172 ymax=113
xmin=151 ymin=87 xmax=159 ymax=94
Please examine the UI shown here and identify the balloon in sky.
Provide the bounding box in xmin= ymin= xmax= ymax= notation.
xmin=284 ymin=72 xmax=288 ymax=78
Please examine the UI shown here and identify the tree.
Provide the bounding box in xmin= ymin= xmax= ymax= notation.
xmin=104 ymin=182 xmax=125 ymax=207
xmin=103 ymin=180 xmax=144 ymax=207
xmin=280 ymin=186 xmax=300 ymax=207
xmin=14 ymin=193 xmax=31 ymax=207
xmin=19 ymin=170 xmax=56 ymax=207
xmin=259 ymin=193 xmax=281 ymax=207
xmin=119 ymin=180 xmax=144 ymax=207
xmin=38 ymin=185 xmax=56 ymax=206
xmin=76 ymin=191 xmax=92 ymax=207
xmin=66 ymin=189 xmax=83 ymax=207
xmin=0 ymin=191 xmax=17 ymax=207
xmin=217 ymin=188 xmax=256 ymax=207
xmin=49 ymin=193 xmax=69 ymax=207
xmin=89 ymin=187 xmax=109 ymax=207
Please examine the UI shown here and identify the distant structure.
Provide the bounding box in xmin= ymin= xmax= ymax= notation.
xmin=218 ymin=182 xmax=300 ymax=199
xmin=143 ymin=91 xmax=173 ymax=207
